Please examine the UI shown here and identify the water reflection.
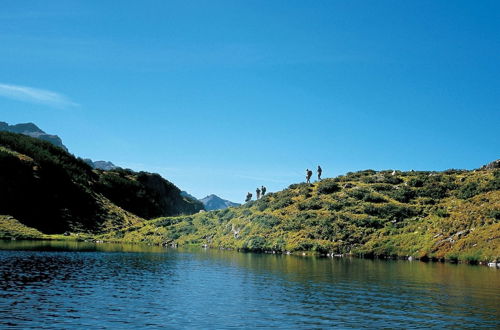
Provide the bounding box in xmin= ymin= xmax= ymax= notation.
xmin=0 ymin=241 xmax=498 ymax=328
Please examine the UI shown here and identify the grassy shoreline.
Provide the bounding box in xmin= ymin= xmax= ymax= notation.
xmin=2 ymin=168 xmax=499 ymax=265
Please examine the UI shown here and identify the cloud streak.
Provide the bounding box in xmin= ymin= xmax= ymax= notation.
xmin=0 ymin=83 xmax=78 ymax=108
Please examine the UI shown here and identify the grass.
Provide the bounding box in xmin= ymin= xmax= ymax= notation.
xmin=0 ymin=215 xmax=44 ymax=239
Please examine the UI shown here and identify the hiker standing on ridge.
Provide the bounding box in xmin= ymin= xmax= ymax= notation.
xmin=256 ymin=187 xmax=261 ymax=200
xmin=317 ymin=165 xmax=323 ymax=181
xmin=261 ymin=186 xmax=267 ymax=196
xmin=306 ymin=169 xmax=313 ymax=183
xmin=245 ymin=192 xmax=252 ymax=202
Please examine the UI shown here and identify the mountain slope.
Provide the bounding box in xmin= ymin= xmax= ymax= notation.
xmin=200 ymin=194 xmax=240 ymax=211
xmin=106 ymin=166 xmax=500 ymax=263
xmin=0 ymin=121 xmax=120 ymax=171
xmin=0 ymin=131 xmax=203 ymax=234
xmin=0 ymin=121 xmax=67 ymax=151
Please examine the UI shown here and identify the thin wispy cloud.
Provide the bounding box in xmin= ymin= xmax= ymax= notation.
xmin=0 ymin=83 xmax=78 ymax=108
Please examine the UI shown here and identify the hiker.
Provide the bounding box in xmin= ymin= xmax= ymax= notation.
xmin=306 ymin=169 xmax=313 ymax=183
xmin=261 ymin=186 xmax=266 ymax=196
xmin=245 ymin=192 xmax=253 ymax=202
xmin=317 ymin=165 xmax=322 ymax=180
xmin=256 ymin=187 xmax=261 ymax=200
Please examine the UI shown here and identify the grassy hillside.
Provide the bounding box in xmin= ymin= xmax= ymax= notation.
xmin=104 ymin=168 xmax=500 ymax=263
xmin=0 ymin=215 xmax=44 ymax=239
xmin=0 ymin=131 xmax=203 ymax=235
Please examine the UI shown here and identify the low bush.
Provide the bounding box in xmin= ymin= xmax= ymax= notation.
xmin=364 ymin=203 xmax=417 ymax=220
xmin=456 ymin=181 xmax=481 ymax=199
xmin=386 ymin=187 xmax=416 ymax=203
xmin=297 ymin=198 xmax=324 ymax=211
xmin=317 ymin=180 xmax=341 ymax=194
xmin=251 ymin=214 xmax=281 ymax=228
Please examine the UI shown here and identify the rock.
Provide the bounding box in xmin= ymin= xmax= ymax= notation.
xmin=479 ymin=159 xmax=500 ymax=170
xmin=91 ymin=160 xmax=118 ymax=170
xmin=454 ymin=230 xmax=469 ymax=238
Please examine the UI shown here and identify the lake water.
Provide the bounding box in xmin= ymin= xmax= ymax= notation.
xmin=0 ymin=240 xmax=498 ymax=329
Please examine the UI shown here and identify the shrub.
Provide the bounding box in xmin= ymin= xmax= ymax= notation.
xmin=387 ymin=187 xmax=416 ymax=203
xmin=252 ymin=197 xmax=269 ymax=211
xmin=242 ymin=236 xmax=267 ymax=251
xmin=418 ymin=184 xmax=449 ymax=199
xmin=489 ymin=209 xmax=500 ymax=221
xmin=434 ymin=207 xmax=450 ymax=218
xmin=348 ymin=188 xmax=372 ymax=200
xmin=288 ymin=183 xmax=310 ymax=191
xmin=409 ymin=177 xmax=425 ymax=187
xmin=297 ymin=198 xmax=324 ymax=211
xmin=327 ymin=201 xmax=348 ymax=211
xmin=251 ymin=214 xmax=281 ymax=228
xmin=364 ymin=193 xmax=387 ymax=203
xmin=347 ymin=188 xmax=385 ymax=203
xmin=456 ymin=181 xmax=481 ymax=199
xmin=317 ymin=181 xmax=341 ymax=194
xmin=484 ymin=170 xmax=500 ymax=191
xmin=371 ymin=184 xmax=394 ymax=192
xmin=364 ymin=203 xmax=417 ymax=220
xmin=270 ymin=197 xmax=294 ymax=210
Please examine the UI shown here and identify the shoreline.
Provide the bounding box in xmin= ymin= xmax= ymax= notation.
xmin=2 ymin=236 xmax=497 ymax=267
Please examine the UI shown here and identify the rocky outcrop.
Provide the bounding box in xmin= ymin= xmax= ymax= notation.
xmin=480 ymin=160 xmax=500 ymax=170
xmin=83 ymin=159 xmax=118 ymax=170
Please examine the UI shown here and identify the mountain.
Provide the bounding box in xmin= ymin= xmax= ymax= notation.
xmin=0 ymin=131 xmax=203 ymax=234
xmin=181 ymin=192 xmax=240 ymax=210
xmin=0 ymin=121 xmax=119 ymax=171
xmin=200 ymin=194 xmax=240 ymax=211
xmin=0 ymin=121 xmax=67 ymax=151
xmin=107 ymin=165 xmax=500 ymax=263
xmin=83 ymin=159 xmax=118 ymax=170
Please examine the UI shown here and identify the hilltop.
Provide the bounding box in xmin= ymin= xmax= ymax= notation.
xmin=0 ymin=131 xmax=203 ymax=234
xmin=105 ymin=166 xmax=500 ymax=263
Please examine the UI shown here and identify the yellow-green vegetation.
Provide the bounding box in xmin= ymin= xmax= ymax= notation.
xmin=103 ymin=168 xmax=500 ymax=263
xmin=2 ymin=131 xmax=499 ymax=263
xmin=0 ymin=215 xmax=44 ymax=239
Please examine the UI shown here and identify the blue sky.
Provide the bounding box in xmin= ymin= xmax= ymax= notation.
xmin=1 ymin=1 xmax=499 ymax=202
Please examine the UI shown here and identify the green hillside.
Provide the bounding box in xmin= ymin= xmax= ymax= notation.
xmin=0 ymin=131 xmax=203 ymax=234
xmin=104 ymin=167 xmax=500 ymax=263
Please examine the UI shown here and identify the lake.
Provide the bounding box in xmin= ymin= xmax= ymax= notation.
xmin=0 ymin=240 xmax=498 ymax=328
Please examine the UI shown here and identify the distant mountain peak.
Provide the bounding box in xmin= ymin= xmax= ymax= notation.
xmin=83 ymin=159 xmax=118 ymax=171
xmin=0 ymin=121 xmax=67 ymax=151
xmin=200 ymin=194 xmax=240 ymax=211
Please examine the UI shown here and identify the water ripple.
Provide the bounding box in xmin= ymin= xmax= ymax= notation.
xmin=0 ymin=244 xmax=499 ymax=329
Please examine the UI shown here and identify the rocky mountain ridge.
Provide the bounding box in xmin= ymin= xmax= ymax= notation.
xmin=0 ymin=121 xmax=67 ymax=151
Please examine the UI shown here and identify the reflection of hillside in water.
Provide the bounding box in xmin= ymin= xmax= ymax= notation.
xmin=0 ymin=241 xmax=498 ymax=328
